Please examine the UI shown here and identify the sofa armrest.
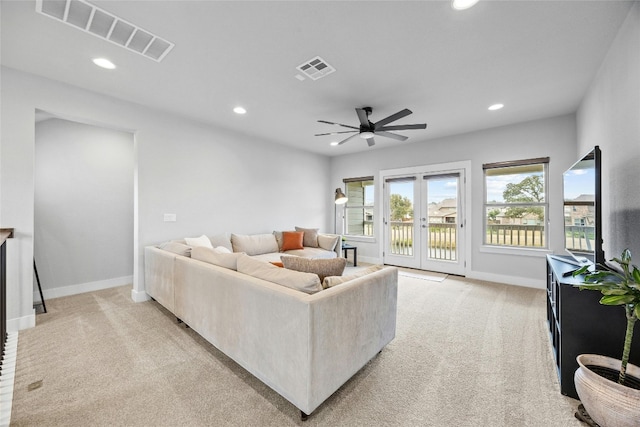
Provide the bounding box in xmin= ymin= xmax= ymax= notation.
xmin=144 ymin=246 xmax=178 ymax=313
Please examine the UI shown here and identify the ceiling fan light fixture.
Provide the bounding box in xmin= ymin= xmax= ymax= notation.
xmin=452 ymin=0 xmax=479 ymax=10
xmin=359 ymin=131 xmax=375 ymax=139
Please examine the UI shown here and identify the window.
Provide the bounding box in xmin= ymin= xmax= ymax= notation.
xmin=343 ymin=176 xmax=374 ymax=237
xmin=483 ymin=157 xmax=549 ymax=248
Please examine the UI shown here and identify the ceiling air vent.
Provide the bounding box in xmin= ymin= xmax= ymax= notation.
xmin=296 ymin=56 xmax=335 ymax=81
xmin=36 ymin=0 xmax=174 ymax=62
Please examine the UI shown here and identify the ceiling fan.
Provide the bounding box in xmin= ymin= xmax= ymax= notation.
xmin=315 ymin=107 xmax=427 ymax=147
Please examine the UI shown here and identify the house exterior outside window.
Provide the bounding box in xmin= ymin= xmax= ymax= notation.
xmin=483 ymin=157 xmax=549 ymax=248
xmin=343 ymin=176 xmax=374 ymax=237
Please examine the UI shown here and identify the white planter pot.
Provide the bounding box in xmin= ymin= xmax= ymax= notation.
xmin=575 ymin=354 xmax=640 ymax=427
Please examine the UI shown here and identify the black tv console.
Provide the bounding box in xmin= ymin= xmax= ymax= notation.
xmin=546 ymin=254 xmax=640 ymax=399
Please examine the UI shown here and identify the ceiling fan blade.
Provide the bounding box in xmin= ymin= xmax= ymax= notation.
xmin=355 ymin=108 xmax=370 ymax=127
xmin=338 ymin=133 xmax=361 ymax=145
xmin=376 ymin=131 xmax=409 ymax=141
xmin=317 ymin=120 xmax=359 ymax=130
xmin=373 ymin=108 xmax=412 ymax=129
xmin=314 ymin=131 xmax=358 ymax=136
xmin=377 ymin=123 xmax=427 ymax=131
xmin=366 ymin=137 xmax=375 ymax=147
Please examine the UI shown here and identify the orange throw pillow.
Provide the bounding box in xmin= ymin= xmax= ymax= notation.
xmin=281 ymin=231 xmax=304 ymax=251
xmin=270 ymin=261 xmax=284 ymax=268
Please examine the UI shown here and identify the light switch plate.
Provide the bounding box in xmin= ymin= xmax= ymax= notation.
xmin=163 ymin=213 xmax=176 ymax=222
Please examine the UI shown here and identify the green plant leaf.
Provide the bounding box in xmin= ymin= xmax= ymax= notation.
xmin=600 ymin=295 xmax=636 ymax=305
xmin=572 ymin=265 xmax=590 ymax=277
xmin=633 ymin=266 xmax=640 ymax=284
xmin=635 ymin=304 xmax=640 ymax=319
xmin=601 ymin=289 xmax=629 ymax=296
xmin=622 ymin=249 xmax=632 ymax=263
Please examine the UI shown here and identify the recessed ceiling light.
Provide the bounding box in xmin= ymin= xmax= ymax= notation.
xmin=488 ymin=103 xmax=504 ymax=111
xmin=92 ymin=58 xmax=116 ymax=69
xmin=330 ymin=141 xmax=339 ymax=146
xmin=452 ymin=0 xmax=479 ymax=10
xmin=233 ymin=106 xmax=247 ymax=114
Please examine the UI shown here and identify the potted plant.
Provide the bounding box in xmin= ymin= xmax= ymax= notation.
xmin=572 ymin=249 xmax=640 ymax=427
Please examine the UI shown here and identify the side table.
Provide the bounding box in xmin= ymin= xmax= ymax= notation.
xmin=342 ymin=244 xmax=357 ymax=266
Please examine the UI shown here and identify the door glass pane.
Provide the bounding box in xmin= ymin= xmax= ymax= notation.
xmin=426 ymin=175 xmax=458 ymax=261
xmin=388 ymin=180 xmax=414 ymax=256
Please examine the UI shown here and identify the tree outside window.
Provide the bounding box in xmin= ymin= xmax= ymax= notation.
xmin=484 ymin=158 xmax=549 ymax=248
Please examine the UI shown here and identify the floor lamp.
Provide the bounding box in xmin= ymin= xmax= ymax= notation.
xmin=334 ymin=188 xmax=348 ymax=234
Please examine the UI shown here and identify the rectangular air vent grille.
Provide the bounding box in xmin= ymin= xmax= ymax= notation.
xmin=296 ymin=56 xmax=335 ymax=81
xmin=36 ymin=0 xmax=174 ymax=62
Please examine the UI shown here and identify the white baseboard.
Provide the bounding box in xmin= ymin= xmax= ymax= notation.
xmin=466 ymin=270 xmax=545 ymax=290
xmin=131 ymin=288 xmax=150 ymax=303
xmin=355 ymin=256 xmax=382 ymax=266
xmin=33 ymin=275 xmax=133 ymax=302
xmin=7 ymin=312 xmax=35 ymax=332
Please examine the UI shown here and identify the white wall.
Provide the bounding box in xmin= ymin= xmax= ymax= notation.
xmin=331 ymin=114 xmax=578 ymax=288
xmin=577 ymin=2 xmax=640 ymax=261
xmin=0 ymin=67 xmax=331 ymax=331
xmin=34 ymin=118 xmax=134 ymax=299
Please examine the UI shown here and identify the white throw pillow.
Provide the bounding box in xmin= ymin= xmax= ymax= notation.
xmin=192 ymin=247 xmax=244 ymax=270
xmin=214 ymin=246 xmax=232 ymax=254
xmin=184 ymin=234 xmax=213 ymax=249
xmin=209 ymin=233 xmax=233 ymax=252
xmin=231 ymin=233 xmax=279 ymax=256
xmin=158 ymin=241 xmax=192 ymax=257
xmin=237 ymin=254 xmax=322 ymax=294
xmin=317 ymin=234 xmax=339 ymax=252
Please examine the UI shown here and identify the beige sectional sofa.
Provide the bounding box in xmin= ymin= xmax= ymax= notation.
xmin=144 ymin=231 xmax=398 ymax=418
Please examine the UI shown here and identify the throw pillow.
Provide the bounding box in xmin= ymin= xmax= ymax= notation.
xmin=317 ymin=234 xmax=340 ymax=252
xmin=209 ymin=233 xmax=233 ymax=252
xmin=191 ymin=246 xmax=244 ymax=270
xmin=295 ymin=226 xmax=319 ymax=248
xmin=231 ymin=233 xmax=279 ymax=256
xmin=281 ymin=231 xmax=304 ymax=251
xmin=184 ymin=234 xmax=213 ymax=249
xmin=281 ymin=256 xmax=346 ymax=283
xmin=322 ymin=265 xmax=384 ymax=288
xmin=270 ymin=261 xmax=284 ymax=268
xmin=237 ymin=255 xmax=322 ymax=294
xmin=158 ymin=241 xmax=192 ymax=257
xmin=214 ymin=246 xmax=232 ymax=254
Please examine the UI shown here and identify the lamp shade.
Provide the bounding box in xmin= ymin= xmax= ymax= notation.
xmin=334 ymin=188 xmax=348 ymax=204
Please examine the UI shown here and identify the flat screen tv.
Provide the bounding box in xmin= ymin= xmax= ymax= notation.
xmin=562 ymin=146 xmax=604 ymax=266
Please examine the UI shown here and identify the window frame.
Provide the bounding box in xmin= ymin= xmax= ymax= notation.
xmin=342 ymin=176 xmax=375 ymax=239
xmin=483 ymin=157 xmax=550 ymax=250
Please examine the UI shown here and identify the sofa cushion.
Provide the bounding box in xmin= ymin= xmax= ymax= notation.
xmin=185 ymin=234 xmax=213 ymax=249
xmin=281 ymin=256 xmax=346 ymax=283
xmin=231 ymin=233 xmax=279 ymax=256
xmin=282 ymin=247 xmax=337 ymax=259
xmin=237 ymin=254 xmax=322 ymax=294
xmin=317 ymin=234 xmax=339 ymax=252
xmin=281 ymin=231 xmax=304 ymax=251
xmin=158 ymin=241 xmax=192 ymax=257
xmin=295 ymin=226 xmax=319 ymax=248
xmin=191 ymin=246 xmax=244 ymax=270
xmin=322 ymin=265 xmax=384 ymax=288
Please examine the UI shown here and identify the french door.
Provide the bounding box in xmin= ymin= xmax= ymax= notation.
xmin=383 ymin=166 xmax=466 ymax=275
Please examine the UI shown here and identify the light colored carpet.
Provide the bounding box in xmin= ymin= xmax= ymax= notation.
xmin=9 ymin=273 xmax=582 ymax=426
xmin=397 ymin=268 xmax=448 ymax=282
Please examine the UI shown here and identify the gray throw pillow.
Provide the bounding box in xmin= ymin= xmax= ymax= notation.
xmin=281 ymin=256 xmax=346 ymax=283
xmin=295 ymin=226 xmax=319 ymax=248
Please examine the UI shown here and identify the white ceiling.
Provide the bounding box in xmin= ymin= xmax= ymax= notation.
xmin=1 ymin=1 xmax=634 ymax=156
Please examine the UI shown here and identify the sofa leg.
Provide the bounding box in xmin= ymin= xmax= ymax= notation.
xmin=176 ymin=317 xmax=182 ymax=323
xmin=300 ymin=411 xmax=309 ymax=421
